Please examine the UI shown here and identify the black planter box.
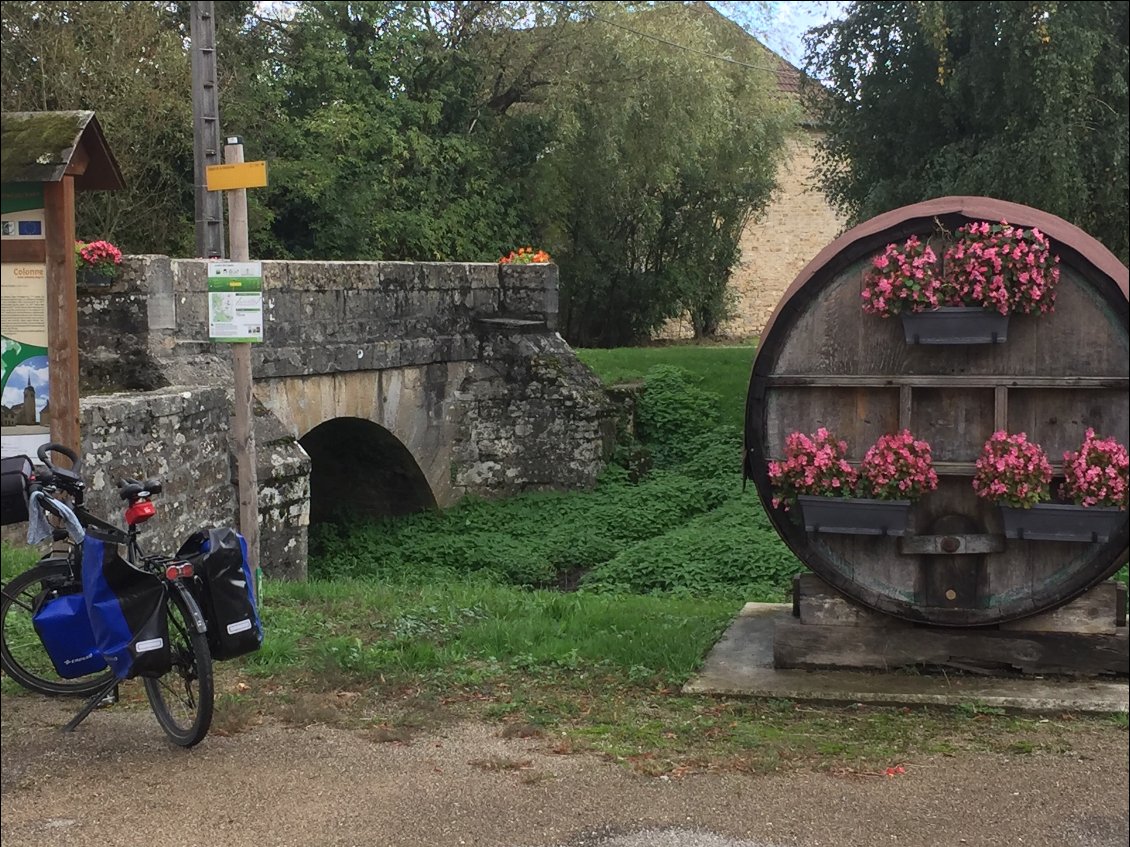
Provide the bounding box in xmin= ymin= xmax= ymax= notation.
xmin=1000 ymin=503 xmax=1126 ymax=543
xmin=797 ymin=495 xmax=911 ymax=537
xmin=900 ymin=307 xmax=1009 ymax=345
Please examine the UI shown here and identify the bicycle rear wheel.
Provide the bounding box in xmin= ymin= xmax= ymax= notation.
xmin=143 ymin=587 xmax=213 ymax=747
xmin=1 ymin=564 xmax=114 ymax=697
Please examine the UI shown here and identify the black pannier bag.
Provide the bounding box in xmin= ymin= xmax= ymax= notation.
xmin=177 ymin=527 xmax=262 ymax=660
xmin=1 ymin=455 xmax=33 ymax=525
xmin=82 ymin=527 xmax=172 ymax=679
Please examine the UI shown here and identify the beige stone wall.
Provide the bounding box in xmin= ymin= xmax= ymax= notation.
xmin=659 ymin=130 xmax=845 ymax=341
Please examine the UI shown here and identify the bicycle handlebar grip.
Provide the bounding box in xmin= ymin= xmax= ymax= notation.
xmin=36 ymin=442 xmax=82 ymax=477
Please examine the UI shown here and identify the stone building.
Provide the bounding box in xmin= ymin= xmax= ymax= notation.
xmin=0 ymin=375 xmax=41 ymax=426
xmin=660 ymin=22 xmax=845 ymax=341
xmin=725 ymin=53 xmax=845 ymax=340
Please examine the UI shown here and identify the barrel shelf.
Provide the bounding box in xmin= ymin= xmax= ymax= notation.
xmin=746 ymin=197 xmax=1129 ymax=627
xmin=763 ymin=374 xmax=1129 ymax=388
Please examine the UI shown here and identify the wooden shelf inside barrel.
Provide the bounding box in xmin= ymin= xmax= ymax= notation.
xmin=745 ymin=198 xmax=1130 ymax=627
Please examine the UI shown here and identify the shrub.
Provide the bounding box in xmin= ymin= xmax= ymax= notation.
xmin=581 ymin=497 xmax=800 ymax=599
xmin=636 ymin=365 xmax=721 ymax=468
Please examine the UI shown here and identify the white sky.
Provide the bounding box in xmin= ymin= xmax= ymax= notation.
xmin=714 ymin=1 xmax=849 ymax=65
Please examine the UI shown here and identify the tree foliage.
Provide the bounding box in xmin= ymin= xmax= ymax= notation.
xmin=1 ymin=0 xmax=197 ymax=254
xmin=538 ymin=3 xmax=792 ymax=345
xmin=1 ymin=1 xmax=794 ymax=343
xmin=804 ymin=1 xmax=1130 ymax=264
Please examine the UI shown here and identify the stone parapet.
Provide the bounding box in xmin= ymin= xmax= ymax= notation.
xmin=71 ymin=258 xmax=594 ymax=580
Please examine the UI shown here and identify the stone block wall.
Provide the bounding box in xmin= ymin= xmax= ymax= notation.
xmin=659 ymin=131 xmax=845 ymax=340
xmin=453 ymin=331 xmax=614 ymax=494
xmin=72 ymin=257 xmax=605 ymax=579
xmin=78 ymin=387 xmax=235 ymax=556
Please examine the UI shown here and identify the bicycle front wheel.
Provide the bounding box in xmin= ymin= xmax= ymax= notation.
xmin=1 ymin=564 xmax=114 ymax=697
xmin=143 ymin=586 xmax=213 ymax=747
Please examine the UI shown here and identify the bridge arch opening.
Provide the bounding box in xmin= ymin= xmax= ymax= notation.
xmin=300 ymin=417 xmax=437 ymax=526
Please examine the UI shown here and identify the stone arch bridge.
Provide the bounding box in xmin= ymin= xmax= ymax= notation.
xmin=75 ymin=258 xmax=613 ymax=578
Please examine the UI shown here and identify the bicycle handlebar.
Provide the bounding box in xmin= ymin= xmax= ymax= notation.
xmin=36 ymin=443 xmax=85 ymax=502
xmin=37 ymin=442 xmax=82 ymax=477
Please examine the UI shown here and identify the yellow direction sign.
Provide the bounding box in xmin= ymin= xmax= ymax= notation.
xmin=206 ymin=161 xmax=268 ymax=191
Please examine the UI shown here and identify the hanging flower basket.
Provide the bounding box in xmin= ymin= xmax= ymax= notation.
xmin=797 ymin=495 xmax=911 ymax=537
xmin=900 ymin=306 xmax=1009 ymax=345
xmin=1000 ymin=503 xmax=1125 ymax=543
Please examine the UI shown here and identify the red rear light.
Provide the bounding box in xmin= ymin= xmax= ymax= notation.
xmin=165 ymin=562 xmax=194 ymax=581
xmin=125 ymin=500 xmax=156 ymax=526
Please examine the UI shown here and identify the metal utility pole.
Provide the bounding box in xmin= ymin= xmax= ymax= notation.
xmin=191 ymin=1 xmax=225 ymax=258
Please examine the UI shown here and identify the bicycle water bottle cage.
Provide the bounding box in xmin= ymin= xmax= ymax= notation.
xmin=125 ymin=500 xmax=156 ymax=526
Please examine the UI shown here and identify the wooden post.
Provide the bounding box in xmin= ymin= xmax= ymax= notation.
xmin=43 ymin=176 xmax=80 ymax=458
xmin=223 ymin=138 xmax=260 ymax=582
xmin=191 ymin=0 xmax=225 ymax=259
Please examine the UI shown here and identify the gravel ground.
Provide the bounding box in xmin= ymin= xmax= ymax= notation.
xmin=1 ymin=695 xmax=1127 ymax=847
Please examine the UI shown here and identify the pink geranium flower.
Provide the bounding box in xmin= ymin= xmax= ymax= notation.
xmin=767 ymin=428 xmax=858 ymax=510
xmin=972 ymin=432 xmax=1052 ymax=508
xmin=941 ymin=221 xmax=1060 ymax=315
xmin=861 ymin=235 xmax=943 ymax=318
xmin=1061 ymin=429 xmax=1129 ymax=509
xmin=859 ymin=430 xmax=939 ymax=501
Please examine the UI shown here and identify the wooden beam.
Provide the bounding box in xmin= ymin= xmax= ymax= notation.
xmin=64 ymin=144 xmax=90 ymax=177
xmin=898 ymin=384 xmax=913 ymax=430
xmin=994 ymin=385 xmax=1009 ymax=431
xmin=0 ymin=240 xmax=47 ymax=263
xmin=766 ymin=374 xmax=1129 ymax=389
xmin=43 ymin=176 xmax=81 ymax=458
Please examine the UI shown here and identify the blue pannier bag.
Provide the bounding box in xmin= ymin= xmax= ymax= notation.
xmin=177 ymin=527 xmax=262 ymax=660
xmin=82 ymin=528 xmax=171 ymax=680
xmin=32 ymin=587 xmax=108 ymax=678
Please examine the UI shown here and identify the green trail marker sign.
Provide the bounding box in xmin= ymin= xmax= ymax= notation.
xmin=207 ymin=260 xmax=263 ymax=342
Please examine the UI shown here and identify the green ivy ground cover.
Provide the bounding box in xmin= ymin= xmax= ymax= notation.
xmin=310 ymin=344 xmax=801 ymax=602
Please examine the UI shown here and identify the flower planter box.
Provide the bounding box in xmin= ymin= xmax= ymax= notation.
xmin=77 ymin=267 xmax=114 ymax=288
xmin=900 ymin=307 xmax=1009 ymax=345
xmin=797 ymin=495 xmax=911 ymax=537
xmin=1000 ymin=503 xmax=1126 ymax=543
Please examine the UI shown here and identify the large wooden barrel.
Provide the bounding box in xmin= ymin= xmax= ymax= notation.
xmin=745 ymin=197 xmax=1129 ymax=626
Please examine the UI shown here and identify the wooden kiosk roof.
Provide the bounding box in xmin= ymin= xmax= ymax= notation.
xmin=1 ymin=110 xmax=124 ymax=190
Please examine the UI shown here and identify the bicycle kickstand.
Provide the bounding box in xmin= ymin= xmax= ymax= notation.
xmin=61 ymin=679 xmax=120 ymax=733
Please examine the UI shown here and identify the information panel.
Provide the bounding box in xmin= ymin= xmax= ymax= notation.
xmin=207 ymin=261 xmax=263 ymax=343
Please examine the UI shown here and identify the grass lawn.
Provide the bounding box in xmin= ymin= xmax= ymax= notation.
xmin=575 ymin=343 xmax=756 ymax=429
xmin=3 ymin=554 xmax=1125 ymax=776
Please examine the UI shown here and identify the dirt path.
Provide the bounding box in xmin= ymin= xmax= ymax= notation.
xmin=2 ymin=695 xmax=1127 ymax=847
